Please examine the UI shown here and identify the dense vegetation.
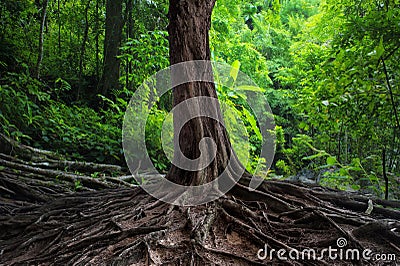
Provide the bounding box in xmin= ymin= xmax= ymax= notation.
xmin=1 ymin=0 xmax=399 ymax=199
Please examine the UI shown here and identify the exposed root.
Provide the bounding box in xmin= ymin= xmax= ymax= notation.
xmin=0 ymin=152 xmax=399 ymax=265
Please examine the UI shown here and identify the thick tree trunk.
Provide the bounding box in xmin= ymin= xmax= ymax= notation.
xmin=98 ymin=0 xmax=123 ymax=96
xmin=166 ymin=0 xmax=246 ymax=186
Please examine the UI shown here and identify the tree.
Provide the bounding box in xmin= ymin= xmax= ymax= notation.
xmin=166 ymin=0 xmax=246 ymax=187
xmin=0 ymin=1 xmax=399 ymax=265
xmin=1 ymin=132 xmax=399 ymax=265
xmin=98 ymin=0 xmax=124 ymax=96
xmin=77 ymin=0 xmax=92 ymax=100
xmin=280 ymin=0 xmax=400 ymax=194
xmin=34 ymin=0 xmax=50 ymax=79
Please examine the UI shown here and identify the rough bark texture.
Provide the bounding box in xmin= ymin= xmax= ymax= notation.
xmin=166 ymin=0 xmax=246 ymax=186
xmin=0 ymin=145 xmax=399 ymax=265
xmin=99 ymin=0 xmax=123 ymax=96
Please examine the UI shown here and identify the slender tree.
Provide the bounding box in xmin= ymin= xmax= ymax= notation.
xmin=125 ymin=0 xmax=133 ymax=90
xmin=57 ymin=0 xmax=61 ymax=56
xmin=166 ymin=0 xmax=246 ymax=186
xmin=77 ymin=0 xmax=92 ymax=100
xmin=94 ymin=0 xmax=101 ymax=80
xmin=35 ymin=0 xmax=50 ymax=79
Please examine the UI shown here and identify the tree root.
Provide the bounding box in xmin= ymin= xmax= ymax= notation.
xmin=0 ymin=152 xmax=399 ymax=265
xmin=0 ymin=134 xmax=125 ymax=175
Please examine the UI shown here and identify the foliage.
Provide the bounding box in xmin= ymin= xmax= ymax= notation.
xmin=277 ymin=0 xmax=400 ymax=198
xmin=215 ymin=60 xmax=265 ymax=173
xmin=280 ymin=0 xmax=319 ymax=25
xmin=119 ymin=31 xmax=169 ymax=90
xmin=1 ymin=0 xmax=399 ymax=199
xmin=0 ymin=70 xmax=122 ymax=163
xmin=145 ymin=108 xmax=170 ymax=171
xmin=0 ymin=69 xmax=45 ymax=140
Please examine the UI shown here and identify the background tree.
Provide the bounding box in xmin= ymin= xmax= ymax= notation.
xmin=98 ymin=0 xmax=124 ymax=97
xmin=34 ymin=0 xmax=50 ymax=79
xmin=278 ymin=0 xmax=400 ymax=196
xmin=0 ymin=0 xmax=399 ymax=198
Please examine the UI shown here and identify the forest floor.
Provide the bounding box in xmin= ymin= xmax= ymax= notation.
xmin=0 ymin=136 xmax=399 ymax=265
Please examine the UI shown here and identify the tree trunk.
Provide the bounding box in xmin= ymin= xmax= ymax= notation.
xmin=95 ymin=0 xmax=100 ymax=80
xmin=166 ymin=0 xmax=246 ymax=186
xmin=57 ymin=0 xmax=61 ymax=56
xmin=34 ymin=0 xmax=50 ymax=79
xmin=98 ymin=0 xmax=123 ymax=96
xmin=125 ymin=0 xmax=133 ymax=91
xmin=77 ymin=0 xmax=92 ymax=100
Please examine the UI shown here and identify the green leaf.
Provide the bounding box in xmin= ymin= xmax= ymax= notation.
xmin=230 ymin=60 xmax=240 ymax=82
xmin=302 ymin=152 xmax=328 ymax=160
xmin=339 ymin=168 xmax=348 ymax=176
xmin=235 ymin=85 xmax=265 ymax=92
xmin=298 ymin=121 xmax=309 ymax=131
xmin=326 ymin=156 xmax=336 ymax=166
xmin=375 ymin=36 xmax=384 ymax=59
xmin=242 ymin=108 xmax=261 ymax=139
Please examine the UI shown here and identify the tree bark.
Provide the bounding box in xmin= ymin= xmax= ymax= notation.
xmin=98 ymin=0 xmax=124 ymax=96
xmin=166 ymin=0 xmax=246 ymax=186
xmin=125 ymin=0 xmax=133 ymax=91
xmin=77 ymin=0 xmax=92 ymax=100
xmin=95 ymin=0 xmax=100 ymax=80
xmin=57 ymin=0 xmax=61 ymax=56
xmin=34 ymin=0 xmax=50 ymax=79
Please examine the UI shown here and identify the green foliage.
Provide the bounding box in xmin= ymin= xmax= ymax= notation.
xmin=214 ymin=60 xmax=263 ymax=173
xmin=0 ymin=71 xmax=122 ymax=164
xmin=0 ymin=0 xmax=37 ymax=71
xmin=119 ymin=31 xmax=169 ymax=89
xmin=145 ymin=108 xmax=170 ymax=171
xmin=41 ymin=102 xmax=122 ymax=162
xmin=275 ymin=0 xmax=400 ymax=198
xmin=0 ymin=70 xmax=45 ymax=140
xmin=74 ymin=180 xmax=83 ymax=190
xmin=1 ymin=0 xmax=399 ymax=200
xmin=280 ymin=0 xmax=319 ymax=24
xmin=275 ymin=159 xmax=291 ymax=175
